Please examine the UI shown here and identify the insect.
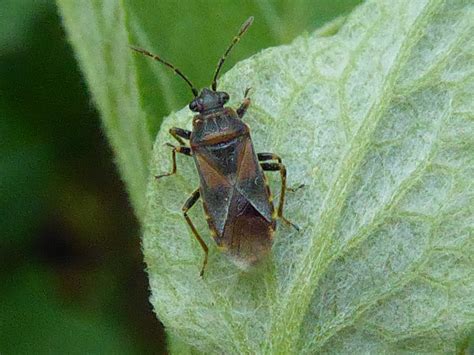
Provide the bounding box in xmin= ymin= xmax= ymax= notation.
xmin=132 ymin=16 xmax=298 ymax=276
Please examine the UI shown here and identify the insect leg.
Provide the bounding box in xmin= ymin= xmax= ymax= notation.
xmin=258 ymin=153 xmax=304 ymax=192
xmin=156 ymin=143 xmax=191 ymax=179
xmin=169 ymin=127 xmax=191 ymax=145
xmin=260 ymin=162 xmax=299 ymax=231
xmin=182 ymin=188 xmax=209 ymax=277
xmin=237 ymin=88 xmax=252 ymax=118
xmin=257 ymin=152 xmax=282 ymax=163
xmin=287 ymin=183 xmax=305 ymax=192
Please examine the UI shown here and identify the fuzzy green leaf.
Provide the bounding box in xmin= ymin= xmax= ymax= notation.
xmin=144 ymin=0 xmax=473 ymax=353
xmin=57 ymin=0 xmax=152 ymax=220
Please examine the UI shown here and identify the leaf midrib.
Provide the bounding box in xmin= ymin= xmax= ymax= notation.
xmin=267 ymin=1 xmax=443 ymax=352
xmin=309 ymin=101 xmax=451 ymax=352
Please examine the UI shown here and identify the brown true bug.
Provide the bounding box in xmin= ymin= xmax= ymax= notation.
xmin=132 ymin=16 xmax=298 ymax=276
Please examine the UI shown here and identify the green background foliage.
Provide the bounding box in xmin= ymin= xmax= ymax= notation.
xmin=3 ymin=0 xmax=473 ymax=354
xmin=1 ymin=0 xmax=165 ymax=353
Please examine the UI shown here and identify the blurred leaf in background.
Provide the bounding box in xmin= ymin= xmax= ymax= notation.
xmin=1 ymin=0 xmax=164 ymax=353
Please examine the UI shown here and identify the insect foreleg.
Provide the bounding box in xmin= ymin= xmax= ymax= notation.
xmin=169 ymin=127 xmax=191 ymax=145
xmin=182 ymin=188 xmax=209 ymax=277
xmin=237 ymin=88 xmax=252 ymax=118
xmin=155 ymin=143 xmax=191 ymax=179
xmin=260 ymin=162 xmax=299 ymax=231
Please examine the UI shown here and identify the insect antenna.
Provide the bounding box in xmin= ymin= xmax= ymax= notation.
xmin=130 ymin=46 xmax=199 ymax=97
xmin=211 ymin=16 xmax=254 ymax=91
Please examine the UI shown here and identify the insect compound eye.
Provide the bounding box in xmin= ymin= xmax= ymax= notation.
xmin=189 ymin=100 xmax=200 ymax=112
xmin=220 ymin=92 xmax=229 ymax=104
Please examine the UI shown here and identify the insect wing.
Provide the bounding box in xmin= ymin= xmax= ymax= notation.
xmin=235 ymin=138 xmax=273 ymax=224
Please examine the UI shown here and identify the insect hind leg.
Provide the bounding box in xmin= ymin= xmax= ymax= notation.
xmin=257 ymin=152 xmax=281 ymax=163
xmin=260 ymin=161 xmax=300 ymax=231
xmin=258 ymin=153 xmax=305 ymax=192
xmin=182 ymin=188 xmax=209 ymax=277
